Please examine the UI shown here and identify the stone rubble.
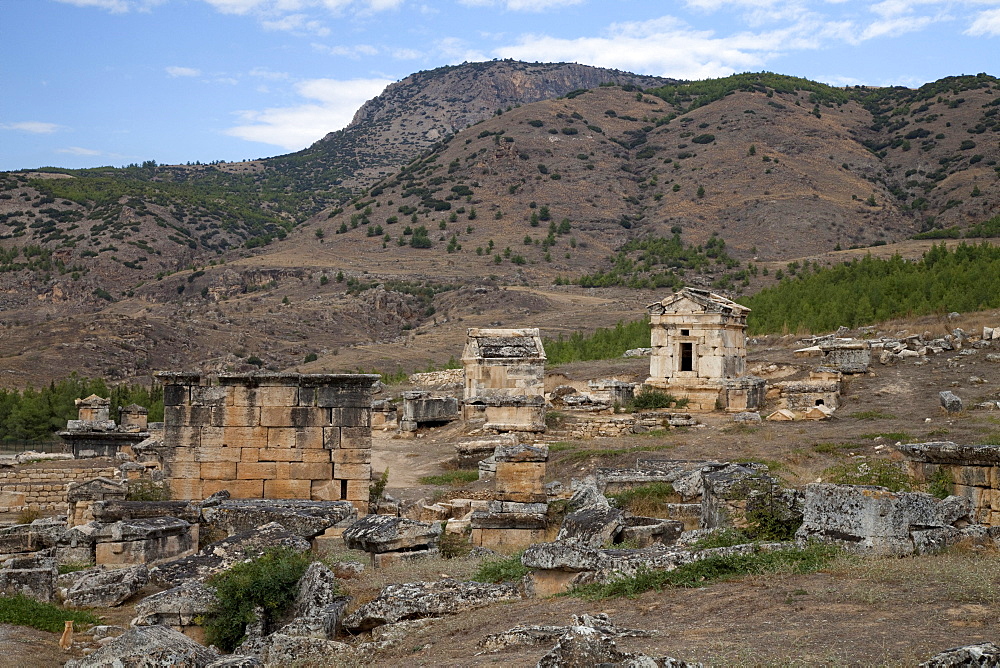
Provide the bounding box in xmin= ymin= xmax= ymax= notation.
xmin=64 ymin=624 xmax=220 ymax=668
xmin=64 ymin=563 xmax=149 ymax=607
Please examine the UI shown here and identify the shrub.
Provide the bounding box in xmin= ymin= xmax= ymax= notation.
xmin=0 ymin=595 xmax=101 ymax=633
xmin=203 ymin=548 xmax=313 ymax=652
xmin=473 ymin=551 xmax=529 ymax=583
xmin=127 ymin=479 xmax=171 ymax=501
xmin=439 ymin=524 xmax=473 ymax=559
xmin=369 ymin=468 xmax=389 ymax=513
xmin=824 ymin=460 xmax=911 ymax=491
xmin=626 ymin=388 xmax=688 ymax=411
xmin=927 ymin=468 xmax=954 ymax=499
xmin=303 ymin=353 xmax=318 ymax=363
xmin=692 ymin=133 xmax=715 ymax=144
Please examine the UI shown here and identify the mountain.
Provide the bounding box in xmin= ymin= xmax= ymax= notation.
xmin=0 ymin=66 xmax=998 ymax=386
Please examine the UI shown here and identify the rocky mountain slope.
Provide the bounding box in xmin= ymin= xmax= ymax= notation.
xmin=0 ymin=67 xmax=998 ymax=386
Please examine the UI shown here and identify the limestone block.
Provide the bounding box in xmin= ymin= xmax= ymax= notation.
xmin=952 ymin=465 xmax=990 ymax=487
xmin=228 ymin=385 xmax=256 ymax=407
xmin=258 ymin=447 xmax=303 ymax=462
xmin=322 ymin=427 xmax=341 ymax=450
xmin=495 ymin=462 xmax=545 ymax=502
xmin=168 ymin=461 xmax=202 ymax=480
xmin=268 ymin=428 xmax=298 ymax=449
xmin=255 ymin=386 xmax=299 ymax=407
xmin=201 ymin=427 xmax=226 ymax=448
xmin=168 ymin=447 xmax=197 ymax=463
xmin=241 ymin=448 xmax=260 ymax=463
xmin=169 ymin=479 xmax=202 ymax=502
xmin=311 ymin=480 xmax=341 ymax=502
xmin=340 ymin=427 xmax=371 ymax=449
xmin=316 ymin=386 xmax=370 ymax=409
xmin=334 ymin=463 xmax=371 ymax=480
xmin=290 ymin=462 xmax=333 ymax=480
xmin=296 ymin=428 xmax=324 ymax=450
xmin=163 ymin=384 xmax=190 ymax=407
xmin=471 ymin=527 xmax=547 ymax=552
xmin=345 ymin=480 xmax=369 ymax=502
xmin=237 ymin=462 xmax=277 ymax=480
xmin=225 ymin=406 xmax=261 ymax=427
xmin=332 ymin=448 xmax=371 ymax=465
xmin=264 ymin=479 xmax=312 ymax=499
xmin=260 ymin=407 xmax=293 ymax=427
xmin=201 ymin=462 xmax=237 ymax=480
xmin=297 ymin=386 xmax=316 ymax=406
xmin=195 ymin=447 xmax=243 ymax=463
xmin=163 ymin=425 xmax=202 ymax=449
xmin=203 ymin=479 xmax=264 ymax=499
xmin=224 ymin=426 xmax=269 ymax=448
xmin=330 ymin=407 xmax=371 ymax=427
xmin=302 ymin=449 xmax=334 ymax=463
xmin=165 ymin=405 xmax=214 ymax=428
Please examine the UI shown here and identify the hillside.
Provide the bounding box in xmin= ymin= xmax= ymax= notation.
xmin=0 ymin=67 xmax=998 ymax=386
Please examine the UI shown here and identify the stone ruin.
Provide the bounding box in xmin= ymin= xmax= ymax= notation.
xmin=462 ymin=327 xmax=546 ymax=432
xmin=896 ymin=441 xmax=1000 ymax=525
xmin=470 ymin=443 xmax=550 ymax=551
xmin=645 ymin=288 xmax=765 ymax=412
xmin=58 ymin=394 xmax=153 ymax=458
xmin=151 ymin=372 xmax=378 ymax=511
xmin=397 ymin=391 xmax=460 ymax=433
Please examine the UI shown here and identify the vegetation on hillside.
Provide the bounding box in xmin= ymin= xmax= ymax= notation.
xmin=0 ymin=375 xmax=163 ymax=442
xmin=544 ymin=318 xmax=649 ymax=364
xmin=742 ymin=242 xmax=1000 ymax=334
xmin=648 ymin=72 xmax=851 ymax=113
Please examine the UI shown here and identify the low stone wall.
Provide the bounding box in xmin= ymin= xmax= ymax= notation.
xmin=0 ymin=461 xmax=118 ymax=513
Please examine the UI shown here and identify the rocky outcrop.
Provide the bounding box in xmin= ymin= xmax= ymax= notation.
xmin=341 ymin=579 xmax=522 ymax=632
xmin=920 ymin=641 xmax=1000 ymax=667
xmin=64 ymin=625 xmax=220 ymax=668
xmin=149 ymin=522 xmax=310 ymax=587
xmin=64 ymin=564 xmax=149 ymax=607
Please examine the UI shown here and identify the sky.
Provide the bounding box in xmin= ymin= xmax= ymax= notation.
xmin=1 ymin=0 xmax=999 ymax=172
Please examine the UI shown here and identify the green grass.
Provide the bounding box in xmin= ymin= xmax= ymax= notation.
xmin=849 ymin=411 xmax=897 ymax=420
xmin=418 ymin=470 xmax=479 ymax=486
xmin=569 ymin=543 xmax=839 ymax=600
xmin=57 ymin=563 xmax=91 ymax=575
xmin=558 ymin=443 xmax=675 ymax=463
xmin=472 ymin=551 xmax=530 ymax=583
xmin=687 ymin=528 xmax=754 ymax=549
xmin=824 ymin=460 xmax=912 ymax=491
xmin=812 ymin=442 xmax=859 ymax=454
xmin=547 ymin=442 xmax=579 ymax=452
xmin=0 ymin=595 xmax=101 ymax=633
xmin=608 ymin=482 xmax=676 ymax=515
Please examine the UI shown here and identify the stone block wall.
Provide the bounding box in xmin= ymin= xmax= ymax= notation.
xmin=0 ymin=462 xmax=118 ymax=513
xmin=156 ymin=373 xmax=378 ymax=511
xmin=897 ymin=441 xmax=1000 ymax=525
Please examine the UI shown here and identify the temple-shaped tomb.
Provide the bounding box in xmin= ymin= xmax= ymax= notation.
xmin=645 ymin=288 xmax=764 ymax=412
xmin=462 ymin=328 xmax=546 ymax=432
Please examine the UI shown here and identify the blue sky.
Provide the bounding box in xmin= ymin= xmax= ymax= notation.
xmin=2 ymin=0 xmax=998 ymax=172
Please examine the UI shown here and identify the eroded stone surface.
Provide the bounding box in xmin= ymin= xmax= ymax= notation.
xmin=65 ymin=624 xmax=220 ymax=668
xmin=341 ymin=579 xmax=521 ymax=632
xmin=920 ymin=641 xmax=1000 ymax=667
xmin=65 ymin=564 xmax=149 ymax=607
xmin=132 ymin=581 xmax=219 ymax=628
xmin=342 ymin=515 xmax=441 ymax=554
xmin=201 ymin=499 xmax=357 ymax=539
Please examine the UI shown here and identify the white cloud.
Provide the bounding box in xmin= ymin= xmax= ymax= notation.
xmin=967 ymin=7 xmax=1000 ymax=35
xmin=858 ymin=14 xmax=937 ymax=40
xmin=392 ymin=47 xmax=423 ymax=59
xmin=314 ymin=43 xmax=380 ymax=57
xmin=261 ymin=13 xmax=330 ymax=35
xmin=492 ymin=17 xmax=779 ymax=79
xmin=459 ymin=0 xmax=583 ymax=9
xmin=57 ymin=146 xmax=104 ymax=156
xmin=1 ymin=121 xmax=63 ymax=134
xmin=166 ymin=66 xmax=202 ymax=78
xmin=225 ymin=77 xmax=393 ymax=149
xmin=249 ymin=67 xmax=290 ymax=79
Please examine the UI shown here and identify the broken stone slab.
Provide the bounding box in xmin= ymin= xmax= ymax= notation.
xmin=567 ymin=477 xmax=610 ymax=511
xmin=469 ymin=511 xmax=548 ymax=530
xmin=0 ymin=552 xmax=58 ymax=602
xmin=701 ymin=463 xmax=783 ymax=530
xmin=91 ymin=517 xmax=197 ymax=566
xmin=920 ymin=641 xmax=1000 ymax=667
xmin=731 ymin=411 xmax=761 ymax=424
xmin=341 ymin=579 xmax=522 ymax=632
xmin=65 ymin=564 xmax=149 ymax=607
xmin=621 ymin=516 xmax=685 ymax=547
xmin=536 ymin=625 xmax=701 ymax=668
xmin=343 ymin=514 xmax=442 ymax=554
xmin=278 ymin=561 xmax=351 ymax=639
xmin=479 ymin=613 xmax=654 ymax=651
xmin=64 ymin=624 xmax=220 ymax=668
xmin=91 ymin=500 xmax=201 ymax=524
xmin=795 ymin=483 xmax=973 ymax=555
xmin=149 ymin=522 xmax=310 ymax=587
xmin=201 ymin=499 xmax=357 ymax=539
xmin=0 ymin=524 xmax=34 ymax=555
xmin=132 ymin=581 xmax=219 ymax=628
xmin=556 ymin=506 xmax=626 ymax=548
xmin=939 ymin=391 xmax=963 ymax=414
xmin=896 ymin=441 xmax=1000 ymax=466
xmin=257 ymin=633 xmax=360 ymax=666
xmin=455 ymin=434 xmax=517 ymax=468
xmin=494 ymin=443 xmax=549 ymax=463
xmin=364 ymin=617 xmax=437 ymax=651
xmin=276 ymin=598 xmax=350 ymax=640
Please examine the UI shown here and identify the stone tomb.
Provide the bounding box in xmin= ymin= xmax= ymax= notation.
xmin=645 ymin=288 xmax=764 ymax=412
xmin=470 ymin=443 xmax=549 ymax=551
xmin=897 ymin=441 xmax=1000 ymax=525
xmin=462 ymin=328 xmax=546 ymax=432
xmin=155 ymin=373 xmax=378 ymax=511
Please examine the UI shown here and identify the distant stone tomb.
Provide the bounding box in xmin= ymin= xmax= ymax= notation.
xmin=462 ymin=328 xmax=546 ymax=432
xmin=645 ymin=288 xmax=764 ymax=411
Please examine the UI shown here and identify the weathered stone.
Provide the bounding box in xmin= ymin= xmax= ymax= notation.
xmin=0 ymin=524 xmax=33 ymax=555
xmin=556 ymin=506 xmax=626 ymax=548
xmin=455 ymin=434 xmax=517 ymax=468
xmin=91 ymin=517 xmax=197 ymax=566
xmin=341 ymin=579 xmax=521 ymax=632
xmin=132 ymin=581 xmax=219 ymax=628
xmin=91 ymin=500 xmax=201 ymax=523
xmin=795 ymin=483 xmax=973 ymax=554
xmin=205 ymin=657 xmax=263 ymax=668
xmin=700 ymin=463 xmax=783 ymax=530
xmin=621 ymin=516 xmax=685 ymax=547
xmin=201 ymin=499 xmax=356 ymax=539
xmin=257 ymin=633 xmax=359 ymax=665
xmin=342 ymin=514 xmax=441 ymax=554
xmin=480 ymin=613 xmax=654 ymax=651
xmin=940 ymin=391 xmax=964 ymax=414
xmin=65 ymin=564 xmax=149 ymax=607
xmin=278 ymin=561 xmax=351 ymax=639
xmin=0 ymin=552 xmax=58 ymax=602
xmin=64 ymin=625 xmax=220 ymax=668
xmin=920 ymin=641 xmax=1000 ymax=667
xmin=495 ymin=443 xmax=549 ymax=463
xmin=521 ymin=542 xmax=611 ymax=573
xmin=567 ymin=478 xmax=610 ymax=511
xmin=150 ymin=522 xmax=310 ymax=587
xmin=536 ymin=625 xmax=700 ymax=668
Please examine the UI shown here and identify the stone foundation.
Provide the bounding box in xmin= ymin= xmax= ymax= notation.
xmin=897 ymin=441 xmax=1000 ymax=525
xmin=0 ymin=461 xmax=118 ymax=513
